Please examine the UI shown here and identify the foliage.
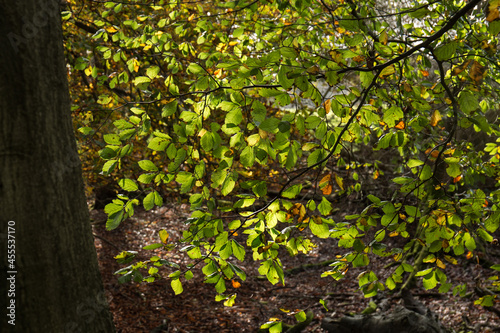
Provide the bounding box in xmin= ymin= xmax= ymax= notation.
xmin=63 ymin=0 xmax=500 ymax=324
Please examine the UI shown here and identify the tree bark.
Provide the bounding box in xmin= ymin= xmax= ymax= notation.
xmin=0 ymin=1 xmax=115 ymax=332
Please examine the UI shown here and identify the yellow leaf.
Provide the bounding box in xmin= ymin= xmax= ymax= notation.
xmin=84 ymin=66 xmax=93 ymax=76
xmin=334 ymin=173 xmax=344 ymax=190
xmin=380 ymin=65 xmax=395 ymax=77
xmin=379 ymin=29 xmax=388 ymax=45
xmin=229 ymin=41 xmax=239 ymax=46
xmin=389 ymin=231 xmax=399 ymax=237
xmin=307 ymin=66 xmax=320 ymax=75
xmin=159 ymin=229 xmax=169 ymax=244
xmin=430 ymin=110 xmax=442 ymax=127
xmin=279 ymin=308 xmax=291 ymax=313
xmin=188 ymin=13 xmax=195 ymax=21
xmin=106 ymin=26 xmax=118 ymax=33
xmin=373 ymin=170 xmax=380 ymax=180
xmin=436 ymin=259 xmax=446 ymax=269
xmin=444 ymin=255 xmax=458 ymax=265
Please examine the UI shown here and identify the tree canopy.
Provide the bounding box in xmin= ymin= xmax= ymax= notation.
xmin=64 ymin=0 xmax=500 ymax=328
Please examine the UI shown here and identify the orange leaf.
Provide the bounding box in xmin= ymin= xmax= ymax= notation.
xmin=486 ymin=1 xmax=500 ymax=22
xmin=466 ymin=251 xmax=474 ymax=259
xmin=469 ymin=60 xmax=486 ymax=83
xmin=321 ymin=183 xmax=332 ymax=195
xmin=319 ymin=174 xmax=331 ymax=187
xmin=373 ymin=169 xmax=380 ymax=180
xmin=394 ymin=121 xmax=405 ymax=129
xmin=352 ymin=55 xmax=365 ymax=63
xmin=319 ymin=174 xmax=332 ymax=194
xmin=421 ymin=70 xmax=429 ymax=77
xmin=258 ymin=243 xmax=273 ymax=254
xmin=231 ymin=280 xmax=241 ymax=288
xmin=453 ymin=175 xmax=462 ymax=183
xmin=324 ymin=99 xmax=332 ymax=114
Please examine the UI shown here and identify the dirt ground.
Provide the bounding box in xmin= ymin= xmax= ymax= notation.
xmin=91 ymin=200 xmax=500 ymax=333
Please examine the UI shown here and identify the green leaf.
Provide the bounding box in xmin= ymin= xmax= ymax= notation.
xmin=280 ymin=47 xmax=297 ymax=59
xmin=138 ymin=160 xmax=158 ymax=171
xmin=222 ymin=175 xmax=236 ymax=196
xmin=485 ymin=212 xmax=500 ymax=233
xmin=446 ymin=163 xmax=461 ymax=178
xmin=434 ymin=42 xmax=457 ymax=61
xmin=458 ymin=91 xmax=479 ymax=114
xmin=138 ymin=173 xmax=155 ymax=184
xmin=259 ymin=118 xmax=280 ymax=133
xmin=310 ymin=218 xmax=330 ymax=238
xmin=143 ymin=192 xmax=155 ymax=210
xmin=187 ymin=63 xmax=204 ymax=74
xmin=103 ymin=134 xmax=121 ymax=145
xmin=386 ymin=277 xmax=396 ymax=290
xmin=106 ymin=210 xmax=124 ymax=231
xmin=232 ymin=240 xmax=246 ymax=261
xmin=240 ymin=146 xmax=255 ymax=167
xmin=383 ymin=106 xmax=403 ymax=127
xmin=143 ymin=243 xmax=163 ymax=250
xmin=215 ymin=277 xmax=226 ymax=293
xmin=318 ymin=197 xmax=333 ymax=215
xmin=422 ymin=272 xmax=438 ymax=290
xmin=278 ymin=66 xmax=294 ymax=89
xmin=118 ymin=179 xmax=138 ymax=192
xmin=134 ymin=76 xmax=151 ymax=85
xmin=148 ymin=137 xmax=169 ymax=151
xmin=282 ymin=184 xmax=302 ymax=199
xmin=253 ymin=181 xmax=267 ymax=197
xmin=176 ymin=172 xmax=195 ymax=194
xmin=490 ymin=20 xmax=500 ymax=35
xmin=162 ymin=100 xmax=178 ymax=117
xmin=146 ymin=65 xmax=160 ymax=79
xmin=307 ymin=149 xmax=326 ymax=167
xmin=171 ymin=278 xmax=183 ymax=295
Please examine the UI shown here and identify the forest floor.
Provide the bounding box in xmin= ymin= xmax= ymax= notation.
xmin=91 ymin=199 xmax=500 ymax=333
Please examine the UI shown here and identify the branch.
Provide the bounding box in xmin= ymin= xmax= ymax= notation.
xmin=338 ymin=0 xmax=482 ymax=74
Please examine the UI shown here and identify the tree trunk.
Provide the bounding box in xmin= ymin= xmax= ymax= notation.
xmin=0 ymin=1 xmax=115 ymax=332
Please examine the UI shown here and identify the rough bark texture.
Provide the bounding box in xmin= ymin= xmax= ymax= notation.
xmin=0 ymin=1 xmax=115 ymax=332
xmin=322 ymin=306 xmax=448 ymax=333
